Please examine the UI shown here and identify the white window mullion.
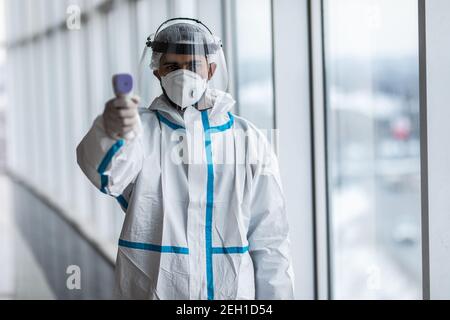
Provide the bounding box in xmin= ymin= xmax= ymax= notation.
xmin=272 ymin=0 xmax=317 ymax=300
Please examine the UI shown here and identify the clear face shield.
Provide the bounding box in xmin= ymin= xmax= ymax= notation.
xmin=137 ymin=18 xmax=229 ymax=110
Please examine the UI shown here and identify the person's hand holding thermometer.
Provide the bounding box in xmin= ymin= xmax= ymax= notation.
xmin=103 ymin=74 xmax=141 ymax=141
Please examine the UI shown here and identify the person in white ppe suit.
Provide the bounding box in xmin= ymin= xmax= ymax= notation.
xmin=77 ymin=18 xmax=294 ymax=300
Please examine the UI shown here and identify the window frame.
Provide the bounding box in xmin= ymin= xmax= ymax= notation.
xmin=318 ymin=0 xmax=426 ymax=300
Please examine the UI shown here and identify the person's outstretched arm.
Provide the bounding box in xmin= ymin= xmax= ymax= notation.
xmin=76 ymin=96 xmax=144 ymax=197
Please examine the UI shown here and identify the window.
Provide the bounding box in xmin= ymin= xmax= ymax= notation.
xmin=135 ymin=0 xmax=169 ymax=107
xmin=323 ymin=0 xmax=422 ymax=299
xmin=233 ymin=0 xmax=275 ymax=130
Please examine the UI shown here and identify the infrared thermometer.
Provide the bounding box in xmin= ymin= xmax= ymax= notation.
xmin=112 ymin=74 xmax=140 ymax=141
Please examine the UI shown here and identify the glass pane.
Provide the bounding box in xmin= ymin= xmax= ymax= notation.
xmin=234 ymin=0 xmax=274 ymax=130
xmin=323 ymin=0 xmax=422 ymax=299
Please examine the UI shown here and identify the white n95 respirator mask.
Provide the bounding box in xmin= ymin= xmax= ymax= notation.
xmin=161 ymin=69 xmax=208 ymax=109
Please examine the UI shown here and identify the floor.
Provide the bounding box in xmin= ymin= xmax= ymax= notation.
xmin=0 ymin=175 xmax=55 ymax=299
xmin=0 ymin=175 xmax=115 ymax=300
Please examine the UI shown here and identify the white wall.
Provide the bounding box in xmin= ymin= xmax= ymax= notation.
xmin=273 ymin=0 xmax=315 ymax=300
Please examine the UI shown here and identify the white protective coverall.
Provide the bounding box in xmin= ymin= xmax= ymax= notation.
xmin=76 ymin=90 xmax=295 ymax=300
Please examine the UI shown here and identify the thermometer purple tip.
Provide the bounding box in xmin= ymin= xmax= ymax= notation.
xmin=113 ymin=74 xmax=133 ymax=96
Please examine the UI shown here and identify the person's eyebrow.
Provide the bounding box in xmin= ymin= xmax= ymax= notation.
xmin=162 ymin=61 xmax=179 ymax=66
